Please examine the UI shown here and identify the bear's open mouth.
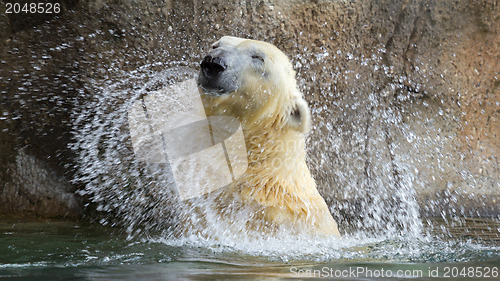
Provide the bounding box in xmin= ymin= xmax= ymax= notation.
xmin=200 ymin=55 xmax=227 ymax=79
xmin=201 ymin=60 xmax=226 ymax=79
xmin=198 ymin=55 xmax=232 ymax=95
xmin=198 ymin=50 xmax=240 ymax=95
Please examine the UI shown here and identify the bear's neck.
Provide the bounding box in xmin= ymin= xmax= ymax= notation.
xmin=244 ymin=126 xmax=305 ymax=168
xmin=237 ymin=122 xmax=318 ymax=205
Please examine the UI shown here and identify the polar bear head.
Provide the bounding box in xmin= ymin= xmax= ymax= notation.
xmin=197 ymin=36 xmax=310 ymax=134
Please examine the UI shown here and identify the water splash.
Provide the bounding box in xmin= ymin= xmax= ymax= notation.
xmin=70 ymin=41 xmax=496 ymax=258
xmin=71 ymin=67 xmax=199 ymax=236
xmin=70 ymin=58 xmax=426 ymax=240
xmin=299 ymin=46 xmax=426 ymax=237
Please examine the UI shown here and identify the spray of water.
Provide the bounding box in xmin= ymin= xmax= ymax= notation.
xmin=71 ymin=67 xmax=199 ymax=236
xmin=70 ymin=41 xmax=496 ymax=259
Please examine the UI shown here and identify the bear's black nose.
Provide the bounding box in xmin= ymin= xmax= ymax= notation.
xmin=201 ymin=55 xmax=226 ymax=78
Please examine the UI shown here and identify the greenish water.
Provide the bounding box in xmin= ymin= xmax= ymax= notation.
xmin=1 ymin=218 xmax=499 ymax=280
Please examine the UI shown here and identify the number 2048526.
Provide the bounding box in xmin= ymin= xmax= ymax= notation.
xmin=5 ymin=2 xmax=61 ymax=14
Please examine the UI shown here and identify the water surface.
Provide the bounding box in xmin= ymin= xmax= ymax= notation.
xmin=1 ymin=217 xmax=498 ymax=280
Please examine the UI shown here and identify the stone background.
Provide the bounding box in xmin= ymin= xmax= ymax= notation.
xmin=0 ymin=0 xmax=498 ymax=222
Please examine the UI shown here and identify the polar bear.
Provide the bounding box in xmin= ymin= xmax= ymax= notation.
xmin=196 ymin=36 xmax=340 ymax=236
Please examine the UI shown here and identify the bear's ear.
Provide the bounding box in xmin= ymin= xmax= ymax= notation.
xmin=287 ymin=98 xmax=311 ymax=134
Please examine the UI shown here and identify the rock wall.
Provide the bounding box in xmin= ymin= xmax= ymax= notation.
xmin=0 ymin=0 xmax=498 ymax=221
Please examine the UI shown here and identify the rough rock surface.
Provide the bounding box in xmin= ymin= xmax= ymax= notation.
xmin=0 ymin=1 xmax=498 ymax=223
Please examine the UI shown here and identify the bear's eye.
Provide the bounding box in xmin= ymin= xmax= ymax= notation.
xmin=251 ymin=54 xmax=264 ymax=63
